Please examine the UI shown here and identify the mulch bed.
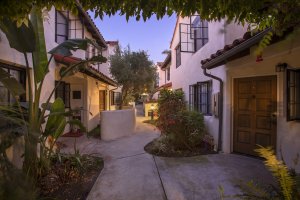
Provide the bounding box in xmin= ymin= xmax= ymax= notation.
xmin=38 ymin=155 xmax=103 ymax=200
xmin=62 ymin=131 xmax=84 ymax=137
xmin=144 ymin=138 xmax=217 ymax=157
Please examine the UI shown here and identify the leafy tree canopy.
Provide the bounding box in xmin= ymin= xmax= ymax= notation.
xmin=110 ymin=46 xmax=157 ymax=107
xmin=0 ymin=0 xmax=299 ymax=35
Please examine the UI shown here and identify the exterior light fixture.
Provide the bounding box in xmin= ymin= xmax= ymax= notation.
xmin=275 ymin=62 xmax=288 ymax=72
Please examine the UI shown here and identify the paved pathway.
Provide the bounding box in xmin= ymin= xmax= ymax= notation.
xmin=59 ymin=114 xmax=275 ymax=200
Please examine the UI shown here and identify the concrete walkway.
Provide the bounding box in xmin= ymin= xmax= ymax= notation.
xmin=59 ymin=116 xmax=275 ymax=200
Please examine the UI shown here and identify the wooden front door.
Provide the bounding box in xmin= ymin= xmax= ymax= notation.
xmin=233 ymin=76 xmax=277 ymax=156
xmin=99 ymin=90 xmax=106 ymax=112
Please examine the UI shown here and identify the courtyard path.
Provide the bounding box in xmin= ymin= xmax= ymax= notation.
xmin=59 ymin=107 xmax=275 ymax=200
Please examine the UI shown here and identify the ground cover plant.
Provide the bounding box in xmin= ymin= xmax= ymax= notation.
xmin=219 ymin=146 xmax=300 ymax=200
xmin=145 ymin=89 xmax=216 ymax=157
xmin=38 ymin=153 xmax=103 ymax=200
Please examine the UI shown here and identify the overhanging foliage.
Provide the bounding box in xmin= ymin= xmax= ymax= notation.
xmin=0 ymin=0 xmax=299 ymax=36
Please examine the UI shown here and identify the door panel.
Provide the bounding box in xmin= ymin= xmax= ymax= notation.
xmin=233 ymin=76 xmax=277 ymax=156
xmin=99 ymin=90 xmax=106 ymax=112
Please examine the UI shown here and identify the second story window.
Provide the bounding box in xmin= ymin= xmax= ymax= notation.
xmin=55 ymin=10 xmax=69 ymax=44
xmin=192 ymin=16 xmax=209 ymax=51
xmin=166 ymin=67 xmax=170 ymax=81
xmin=176 ymin=44 xmax=181 ymax=68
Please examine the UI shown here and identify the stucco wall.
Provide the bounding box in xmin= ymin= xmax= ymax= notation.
xmin=168 ymin=16 xmax=246 ymax=147
xmin=101 ymin=109 xmax=136 ymax=140
xmin=224 ymin=34 xmax=300 ymax=172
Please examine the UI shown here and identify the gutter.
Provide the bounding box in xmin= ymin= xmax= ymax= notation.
xmin=201 ymin=66 xmax=224 ymax=152
xmin=203 ymin=28 xmax=272 ymax=69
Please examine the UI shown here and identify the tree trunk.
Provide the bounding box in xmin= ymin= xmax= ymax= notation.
xmin=120 ymin=87 xmax=129 ymax=110
xmin=23 ymin=129 xmax=39 ymax=179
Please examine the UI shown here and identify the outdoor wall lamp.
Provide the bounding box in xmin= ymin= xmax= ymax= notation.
xmin=275 ymin=62 xmax=288 ymax=72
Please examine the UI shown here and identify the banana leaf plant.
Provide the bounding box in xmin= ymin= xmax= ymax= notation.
xmin=0 ymin=8 xmax=107 ymax=178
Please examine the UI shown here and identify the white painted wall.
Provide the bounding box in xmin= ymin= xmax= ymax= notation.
xmin=168 ymin=16 xmax=246 ymax=147
xmin=223 ymin=34 xmax=300 ymax=172
xmin=101 ymin=109 xmax=136 ymax=140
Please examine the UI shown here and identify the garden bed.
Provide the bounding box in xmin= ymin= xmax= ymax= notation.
xmin=38 ymin=154 xmax=103 ymax=200
xmin=144 ymin=137 xmax=217 ymax=157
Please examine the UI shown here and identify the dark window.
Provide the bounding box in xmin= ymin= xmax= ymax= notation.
xmin=55 ymin=81 xmax=70 ymax=108
xmin=111 ymin=91 xmax=121 ymax=105
xmin=166 ymin=67 xmax=170 ymax=81
xmin=55 ymin=10 xmax=69 ymax=44
xmin=287 ymin=69 xmax=300 ymax=121
xmin=0 ymin=63 xmax=26 ymax=104
xmin=189 ymin=81 xmax=212 ymax=115
xmin=92 ymin=47 xmax=96 ymax=57
xmin=176 ymin=44 xmax=181 ymax=68
xmin=155 ymin=72 xmax=159 ymax=88
xmin=192 ymin=16 xmax=209 ymax=51
xmin=72 ymin=91 xmax=81 ymax=99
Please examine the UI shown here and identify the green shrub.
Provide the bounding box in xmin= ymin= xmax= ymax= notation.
xmin=157 ymin=89 xmax=205 ymax=150
xmin=157 ymin=89 xmax=186 ymax=135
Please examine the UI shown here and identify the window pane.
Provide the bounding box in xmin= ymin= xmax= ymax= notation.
xmin=57 ymin=11 xmax=68 ymax=24
xmin=10 ymin=69 xmax=20 ymax=81
xmin=57 ymin=24 xmax=68 ymax=35
xmin=56 ymin=36 xmax=67 ymax=44
xmin=0 ymin=87 xmax=8 ymax=103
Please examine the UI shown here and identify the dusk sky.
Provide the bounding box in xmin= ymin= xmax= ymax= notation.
xmin=91 ymin=13 xmax=177 ymax=64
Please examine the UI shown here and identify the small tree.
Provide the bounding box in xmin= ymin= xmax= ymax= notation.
xmin=110 ymin=46 xmax=157 ymax=109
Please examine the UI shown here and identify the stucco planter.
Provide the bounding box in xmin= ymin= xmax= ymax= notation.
xmin=101 ymin=109 xmax=136 ymax=141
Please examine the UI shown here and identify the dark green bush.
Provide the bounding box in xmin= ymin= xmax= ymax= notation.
xmin=157 ymin=89 xmax=205 ymax=150
xmin=157 ymin=89 xmax=186 ymax=135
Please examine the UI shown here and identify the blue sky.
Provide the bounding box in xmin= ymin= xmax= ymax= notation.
xmin=91 ymin=13 xmax=176 ymax=63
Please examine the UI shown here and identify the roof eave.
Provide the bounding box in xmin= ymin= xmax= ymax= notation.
xmin=203 ymin=28 xmax=272 ymax=69
xmin=83 ymin=67 xmax=117 ymax=87
xmin=75 ymin=2 xmax=107 ymax=49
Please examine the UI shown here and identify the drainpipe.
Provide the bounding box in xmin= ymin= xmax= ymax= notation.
xmin=201 ymin=66 xmax=224 ymax=152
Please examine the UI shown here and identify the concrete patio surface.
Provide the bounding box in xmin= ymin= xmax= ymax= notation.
xmin=59 ymin=112 xmax=275 ymax=200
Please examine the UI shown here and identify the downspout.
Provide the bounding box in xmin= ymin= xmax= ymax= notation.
xmin=201 ymin=66 xmax=224 ymax=152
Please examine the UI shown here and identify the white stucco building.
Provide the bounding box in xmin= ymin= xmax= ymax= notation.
xmin=158 ymin=15 xmax=300 ymax=172
xmin=0 ymin=4 xmax=121 ymax=133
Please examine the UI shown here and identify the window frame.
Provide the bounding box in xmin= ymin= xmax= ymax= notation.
xmin=189 ymin=80 xmax=212 ymax=115
xmin=166 ymin=67 xmax=170 ymax=81
xmin=286 ymin=69 xmax=300 ymax=121
xmin=175 ymin=44 xmax=181 ymax=68
xmin=111 ymin=91 xmax=121 ymax=106
xmin=55 ymin=81 xmax=70 ymax=108
xmin=0 ymin=63 xmax=26 ymax=104
xmin=191 ymin=16 xmax=209 ymax=52
xmin=55 ymin=10 xmax=69 ymax=44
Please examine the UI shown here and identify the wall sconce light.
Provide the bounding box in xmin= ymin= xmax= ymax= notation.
xmin=275 ymin=62 xmax=288 ymax=72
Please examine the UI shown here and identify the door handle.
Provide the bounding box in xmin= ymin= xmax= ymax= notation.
xmin=270 ymin=112 xmax=277 ymax=124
